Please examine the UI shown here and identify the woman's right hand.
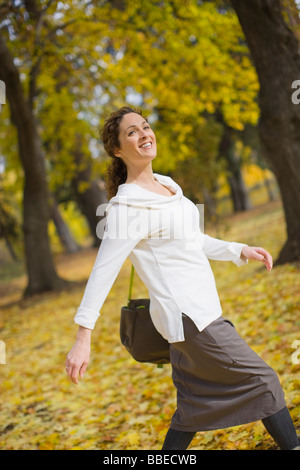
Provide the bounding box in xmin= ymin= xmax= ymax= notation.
xmin=65 ymin=326 xmax=91 ymax=385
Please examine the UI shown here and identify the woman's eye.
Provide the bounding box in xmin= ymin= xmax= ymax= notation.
xmin=128 ymin=126 xmax=150 ymax=136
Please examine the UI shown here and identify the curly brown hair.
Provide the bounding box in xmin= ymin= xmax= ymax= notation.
xmin=100 ymin=106 xmax=144 ymax=200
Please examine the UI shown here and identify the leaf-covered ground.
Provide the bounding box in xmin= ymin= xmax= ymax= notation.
xmin=0 ymin=200 xmax=299 ymax=450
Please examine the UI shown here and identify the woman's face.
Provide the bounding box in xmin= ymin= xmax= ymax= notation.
xmin=115 ymin=113 xmax=157 ymax=166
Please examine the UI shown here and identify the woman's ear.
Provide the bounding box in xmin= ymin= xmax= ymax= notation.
xmin=114 ymin=148 xmax=123 ymax=158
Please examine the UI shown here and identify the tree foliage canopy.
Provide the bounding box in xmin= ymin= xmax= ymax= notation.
xmin=1 ymin=0 xmax=259 ymax=193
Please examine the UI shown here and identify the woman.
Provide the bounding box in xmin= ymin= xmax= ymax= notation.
xmin=66 ymin=106 xmax=299 ymax=450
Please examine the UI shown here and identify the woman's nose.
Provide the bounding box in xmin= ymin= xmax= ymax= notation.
xmin=139 ymin=129 xmax=147 ymax=138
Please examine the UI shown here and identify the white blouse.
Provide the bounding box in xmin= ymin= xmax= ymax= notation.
xmin=74 ymin=173 xmax=247 ymax=343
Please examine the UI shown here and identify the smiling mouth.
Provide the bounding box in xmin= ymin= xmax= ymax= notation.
xmin=139 ymin=141 xmax=152 ymax=149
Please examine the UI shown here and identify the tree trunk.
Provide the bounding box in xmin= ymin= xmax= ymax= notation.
xmin=264 ymin=178 xmax=276 ymax=202
xmin=72 ymin=145 xmax=107 ymax=247
xmin=0 ymin=33 xmax=65 ymax=295
xmin=49 ymin=194 xmax=80 ymax=253
xmin=230 ymin=0 xmax=300 ymax=264
xmin=228 ymin=173 xmax=251 ymax=212
xmin=73 ymin=179 xmax=107 ymax=247
xmin=219 ymin=122 xmax=251 ymax=212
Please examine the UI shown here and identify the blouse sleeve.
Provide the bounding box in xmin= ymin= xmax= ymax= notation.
xmin=201 ymin=233 xmax=248 ymax=267
xmin=74 ymin=204 xmax=147 ymax=330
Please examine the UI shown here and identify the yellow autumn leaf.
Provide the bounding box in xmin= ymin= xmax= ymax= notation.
xmin=127 ymin=432 xmax=141 ymax=447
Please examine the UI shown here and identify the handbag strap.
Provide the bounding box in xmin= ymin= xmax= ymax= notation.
xmin=127 ymin=264 xmax=164 ymax=369
xmin=128 ymin=264 xmax=135 ymax=307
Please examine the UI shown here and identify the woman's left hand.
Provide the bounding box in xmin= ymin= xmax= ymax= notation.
xmin=241 ymin=246 xmax=273 ymax=271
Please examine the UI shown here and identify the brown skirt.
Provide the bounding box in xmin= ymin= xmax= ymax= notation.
xmin=169 ymin=315 xmax=286 ymax=432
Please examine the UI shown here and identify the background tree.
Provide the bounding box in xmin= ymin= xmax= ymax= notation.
xmin=2 ymin=0 xmax=291 ymax=299
xmin=0 ymin=187 xmax=20 ymax=261
xmin=0 ymin=1 xmax=109 ymax=294
xmin=217 ymin=118 xmax=252 ymax=212
xmin=230 ymin=0 xmax=300 ymax=264
xmin=0 ymin=25 xmax=65 ymax=295
xmin=98 ymin=0 xmax=259 ymax=205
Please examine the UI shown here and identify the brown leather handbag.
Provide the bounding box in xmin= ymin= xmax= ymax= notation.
xmin=120 ymin=265 xmax=170 ymax=365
